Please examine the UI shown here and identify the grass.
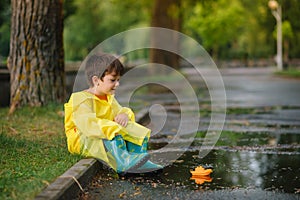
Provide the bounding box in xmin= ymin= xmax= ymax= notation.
xmin=195 ymin=131 xmax=271 ymax=147
xmin=0 ymin=104 xmax=82 ymax=200
xmin=198 ymin=106 xmax=274 ymax=118
xmin=275 ymin=68 xmax=300 ymax=78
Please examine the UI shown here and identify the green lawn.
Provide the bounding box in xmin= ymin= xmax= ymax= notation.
xmin=0 ymin=104 xmax=81 ymax=200
xmin=275 ymin=68 xmax=300 ymax=78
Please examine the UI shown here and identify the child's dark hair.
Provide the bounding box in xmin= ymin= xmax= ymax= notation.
xmin=85 ymin=53 xmax=125 ymax=86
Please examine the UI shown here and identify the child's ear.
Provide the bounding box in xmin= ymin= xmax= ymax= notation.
xmin=92 ymin=76 xmax=100 ymax=86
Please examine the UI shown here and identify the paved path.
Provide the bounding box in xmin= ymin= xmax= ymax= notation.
xmin=77 ymin=67 xmax=300 ymax=199
xmin=220 ymin=67 xmax=300 ymax=107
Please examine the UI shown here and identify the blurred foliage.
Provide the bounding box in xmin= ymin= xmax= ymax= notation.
xmin=185 ymin=0 xmax=247 ymax=59
xmin=0 ymin=0 xmax=10 ymax=28
xmin=0 ymin=0 xmax=300 ymax=61
xmin=63 ymin=0 xmax=151 ymax=60
xmin=0 ymin=0 xmax=10 ymax=58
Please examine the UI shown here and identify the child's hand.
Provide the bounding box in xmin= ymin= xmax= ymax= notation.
xmin=114 ymin=113 xmax=129 ymax=127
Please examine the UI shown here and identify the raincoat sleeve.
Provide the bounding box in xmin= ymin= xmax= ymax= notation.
xmin=112 ymin=97 xmax=135 ymax=122
xmin=73 ymin=99 xmax=124 ymax=140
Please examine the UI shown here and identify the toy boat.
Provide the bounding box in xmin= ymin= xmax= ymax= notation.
xmin=190 ymin=166 xmax=213 ymax=176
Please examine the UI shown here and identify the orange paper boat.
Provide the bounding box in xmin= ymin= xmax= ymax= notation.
xmin=190 ymin=166 xmax=213 ymax=176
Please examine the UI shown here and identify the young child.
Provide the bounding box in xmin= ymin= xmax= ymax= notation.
xmin=64 ymin=53 xmax=162 ymax=173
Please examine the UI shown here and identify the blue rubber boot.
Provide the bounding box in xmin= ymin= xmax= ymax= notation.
xmin=127 ymin=137 xmax=163 ymax=173
xmin=103 ymin=135 xmax=149 ymax=173
xmin=127 ymin=137 xmax=149 ymax=154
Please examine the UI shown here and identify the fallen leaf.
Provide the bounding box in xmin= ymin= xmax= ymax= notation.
xmin=42 ymin=180 xmax=50 ymax=186
xmin=119 ymin=191 xmax=126 ymax=198
xmin=133 ymin=191 xmax=141 ymax=196
xmin=57 ymin=110 xmax=65 ymax=117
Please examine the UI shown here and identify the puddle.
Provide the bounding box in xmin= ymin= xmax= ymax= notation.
xmin=76 ymin=101 xmax=300 ymax=199
xmin=148 ymin=151 xmax=300 ymax=193
xmin=78 ymin=150 xmax=300 ymax=200
xmin=149 ymin=132 xmax=300 ymax=153
xmin=194 ymin=132 xmax=300 ymax=147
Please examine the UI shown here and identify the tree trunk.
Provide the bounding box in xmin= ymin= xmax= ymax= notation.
xmin=150 ymin=0 xmax=181 ymax=70
xmin=283 ymin=39 xmax=289 ymax=66
xmin=8 ymin=0 xmax=65 ymax=114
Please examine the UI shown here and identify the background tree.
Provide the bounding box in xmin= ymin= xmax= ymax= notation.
xmin=150 ymin=0 xmax=181 ymax=69
xmin=184 ymin=0 xmax=300 ymax=62
xmin=1 ymin=0 xmax=300 ymax=75
xmin=8 ymin=0 xmax=65 ymax=114
xmin=281 ymin=0 xmax=300 ymax=59
xmin=185 ymin=0 xmax=246 ymax=59
xmin=64 ymin=0 xmax=150 ymax=61
xmin=61 ymin=0 xmax=300 ymax=63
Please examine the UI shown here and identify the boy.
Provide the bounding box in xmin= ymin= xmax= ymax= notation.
xmin=64 ymin=53 xmax=162 ymax=173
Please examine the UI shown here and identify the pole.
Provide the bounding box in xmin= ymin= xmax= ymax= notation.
xmin=277 ymin=5 xmax=283 ymax=70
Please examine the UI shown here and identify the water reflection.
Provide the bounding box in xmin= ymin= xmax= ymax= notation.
xmin=147 ymin=150 xmax=300 ymax=193
xmin=190 ymin=175 xmax=212 ymax=185
xmin=192 ymin=131 xmax=300 ymax=149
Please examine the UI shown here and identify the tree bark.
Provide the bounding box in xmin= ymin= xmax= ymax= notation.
xmin=283 ymin=39 xmax=289 ymax=65
xmin=8 ymin=0 xmax=65 ymax=114
xmin=150 ymin=0 xmax=181 ymax=70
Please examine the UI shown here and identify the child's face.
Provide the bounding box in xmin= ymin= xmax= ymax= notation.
xmin=96 ymin=72 xmax=120 ymax=95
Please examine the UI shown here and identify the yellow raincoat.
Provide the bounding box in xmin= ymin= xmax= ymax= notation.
xmin=64 ymin=91 xmax=150 ymax=169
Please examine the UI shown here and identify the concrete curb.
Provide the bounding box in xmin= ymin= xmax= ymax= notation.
xmin=34 ymin=108 xmax=149 ymax=200
xmin=34 ymin=159 xmax=101 ymax=200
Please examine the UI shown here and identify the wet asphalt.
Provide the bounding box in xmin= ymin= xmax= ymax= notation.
xmin=76 ymin=67 xmax=300 ymax=200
